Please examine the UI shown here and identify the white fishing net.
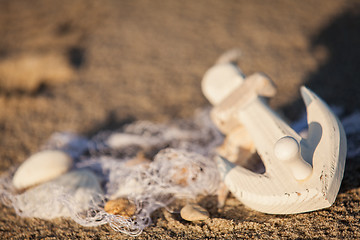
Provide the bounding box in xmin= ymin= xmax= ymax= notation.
xmin=1 ymin=106 xmax=360 ymax=236
xmin=0 ymin=109 xmax=224 ymax=236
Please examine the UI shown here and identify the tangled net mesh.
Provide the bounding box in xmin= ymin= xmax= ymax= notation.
xmin=0 ymin=109 xmax=224 ymax=236
xmin=1 ymin=106 xmax=359 ymax=236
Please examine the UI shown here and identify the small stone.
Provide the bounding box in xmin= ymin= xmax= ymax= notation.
xmin=104 ymin=198 xmax=136 ymax=218
xmin=12 ymin=150 xmax=73 ymax=190
xmin=180 ymin=202 xmax=209 ymax=221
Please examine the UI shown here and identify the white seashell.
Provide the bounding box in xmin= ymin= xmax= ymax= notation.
xmin=107 ymin=133 xmax=151 ymax=148
xmin=14 ymin=169 xmax=103 ymax=219
xmin=12 ymin=150 xmax=73 ymax=190
xmin=180 ymin=202 xmax=209 ymax=221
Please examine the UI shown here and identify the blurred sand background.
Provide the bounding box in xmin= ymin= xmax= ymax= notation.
xmin=1 ymin=0 xmax=360 ymax=239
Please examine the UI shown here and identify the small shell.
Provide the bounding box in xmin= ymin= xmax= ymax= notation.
xmin=104 ymin=198 xmax=136 ymax=218
xmin=180 ymin=202 xmax=209 ymax=221
xmin=12 ymin=150 xmax=73 ymax=190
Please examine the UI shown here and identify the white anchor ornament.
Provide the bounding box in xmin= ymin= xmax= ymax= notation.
xmin=202 ymin=58 xmax=347 ymax=214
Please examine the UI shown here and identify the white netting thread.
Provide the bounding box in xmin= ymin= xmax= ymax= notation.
xmin=1 ymin=107 xmax=360 ymax=236
xmin=0 ymin=109 xmax=224 ymax=236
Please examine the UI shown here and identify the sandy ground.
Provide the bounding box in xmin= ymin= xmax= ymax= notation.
xmin=1 ymin=0 xmax=360 ymax=239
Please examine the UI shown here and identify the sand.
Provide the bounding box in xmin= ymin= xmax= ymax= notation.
xmin=1 ymin=0 xmax=360 ymax=239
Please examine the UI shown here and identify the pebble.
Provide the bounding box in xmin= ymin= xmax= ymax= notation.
xmin=180 ymin=202 xmax=209 ymax=221
xmin=104 ymin=198 xmax=136 ymax=218
xmin=12 ymin=150 xmax=73 ymax=190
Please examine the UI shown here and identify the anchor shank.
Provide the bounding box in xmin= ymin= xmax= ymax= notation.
xmin=236 ymin=97 xmax=301 ymax=171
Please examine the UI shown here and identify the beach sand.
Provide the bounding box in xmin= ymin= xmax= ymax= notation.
xmin=1 ymin=0 xmax=360 ymax=238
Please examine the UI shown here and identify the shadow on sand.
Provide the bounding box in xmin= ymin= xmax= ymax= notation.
xmin=282 ymin=5 xmax=360 ymax=193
